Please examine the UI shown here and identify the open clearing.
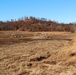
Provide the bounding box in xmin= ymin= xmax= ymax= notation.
xmin=0 ymin=31 xmax=76 ymax=75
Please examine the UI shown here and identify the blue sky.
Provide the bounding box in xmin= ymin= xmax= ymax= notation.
xmin=0 ymin=0 xmax=76 ymax=23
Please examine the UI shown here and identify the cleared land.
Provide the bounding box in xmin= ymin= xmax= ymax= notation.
xmin=0 ymin=31 xmax=76 ymax=75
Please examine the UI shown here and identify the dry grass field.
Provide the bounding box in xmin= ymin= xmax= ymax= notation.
xmin=0 ymin=31 xmax=76 ymax=75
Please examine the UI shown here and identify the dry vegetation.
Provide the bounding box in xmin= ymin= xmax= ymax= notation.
xmin=0 ymin=31 xmax=76 ymax=75
xmin=0 ymin=16 xmax=76 ymax=75
xmin=0 ymin=16 xmax=76 ymax=32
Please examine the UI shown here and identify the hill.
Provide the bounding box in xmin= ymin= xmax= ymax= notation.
xmin=0 ymin=16 xmax=76 ymax=32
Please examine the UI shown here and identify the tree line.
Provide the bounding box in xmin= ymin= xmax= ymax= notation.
xmin=0 ymin=16 xmax=76 ymax=32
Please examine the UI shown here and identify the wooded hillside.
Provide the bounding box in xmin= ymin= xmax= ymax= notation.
xmin=0 ymin=16 xmax=75 ymax=32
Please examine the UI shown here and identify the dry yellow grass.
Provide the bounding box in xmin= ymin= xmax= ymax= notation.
xmin=0 ymin=31 xmax=76 ymax=75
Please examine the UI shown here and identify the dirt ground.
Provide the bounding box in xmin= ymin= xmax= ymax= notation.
xmin=0 ymin=31 xmax=76 ymax=75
